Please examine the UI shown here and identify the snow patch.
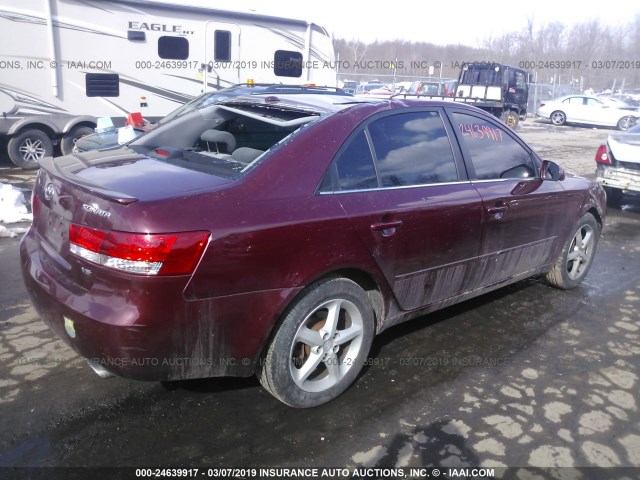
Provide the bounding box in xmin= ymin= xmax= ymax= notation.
xmin=352 ymin=445 xmax=387 ymax=467
xmin=0 ymin=182 xmax=32 ymax=237
xmin=441 ymin=419 xmax=472 ymax=439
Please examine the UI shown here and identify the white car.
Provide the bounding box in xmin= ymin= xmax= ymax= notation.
xmin=595 ymin=123 xmax=640 ymax=207
xmin=537 ymin=95 xmax=638 ymax=131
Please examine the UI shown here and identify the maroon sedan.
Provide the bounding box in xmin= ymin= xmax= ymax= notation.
xmin=20 ymin=94 xmax=606 ymax=407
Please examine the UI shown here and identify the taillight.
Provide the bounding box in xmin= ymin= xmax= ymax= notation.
xmin=595 ymin=144 xmax=610 ymax=164
xmin=69 ymin=225 xmax=209 ymax=275
xmin=539 ymin=103 xmax=545 ymax=108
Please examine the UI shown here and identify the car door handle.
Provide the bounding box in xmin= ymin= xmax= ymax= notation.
xmin=371 ymin=220 xmax=403 ymax=231
xmin=487 ymin=205 xmax=508 ymax=215
xmin=370 ymin=220 xmax=403 ymax=236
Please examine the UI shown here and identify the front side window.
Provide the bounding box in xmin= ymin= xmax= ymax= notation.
xmin=512 ymin=71 xmax=527 ymax=89
xmin=452 ymin=112 xmax=535 ymax=180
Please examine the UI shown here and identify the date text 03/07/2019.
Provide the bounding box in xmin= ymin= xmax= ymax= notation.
xmin=134 ymin=467 xmax=497 ymax=478
xmin=518 ymin=60 xmax=640 ymax=69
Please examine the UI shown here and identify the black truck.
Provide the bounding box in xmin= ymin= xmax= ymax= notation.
xmin=397 ymin=62 xmax=530 ymax=128
xmin=454 ymin=62 xmax=530 ymax=128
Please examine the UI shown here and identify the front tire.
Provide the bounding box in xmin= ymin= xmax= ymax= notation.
xmin=550 ymin=111 xmax=566 ymax=126
xmin=7 ymin=129 xmax=53 ymax=170
xmin=545 ymin=213 xmax=600 ymax=289
xmin=617 ymin=116 xmax=634 ymax=131
xmin=501 ymin=110 xmax=519 ymax=128
xmin=258 ymin=277 xmax=375 ymax=408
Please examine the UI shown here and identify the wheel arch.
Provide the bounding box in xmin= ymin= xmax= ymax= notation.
xmin=61 ymin=116 xmax=97 ymax=134
xmin=330 ymin=268 xmax=386 ymax=332
xmin=10 ymin=122 xmax=56 ymax=140
xmin=66 ymin=120 xmax=97 ymax=131
xmin=257 ymin=268 xmax=388 ymax=362
xmin=586 ymin=206 xmax=603 ymax=230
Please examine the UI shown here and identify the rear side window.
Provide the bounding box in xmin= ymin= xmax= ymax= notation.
xmin=334 ymin=131 xmax=378 ymax=191
xmin=158 ymin=36 xmax=189 ymax=60
xmin=368 ymin=111 xmax=458 ymax=186
xmin=452 ymin=112 xmax=535 ymax=180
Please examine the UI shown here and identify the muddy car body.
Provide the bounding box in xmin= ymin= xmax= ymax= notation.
xmin=21 ymin=94 xmax=606 ymax=407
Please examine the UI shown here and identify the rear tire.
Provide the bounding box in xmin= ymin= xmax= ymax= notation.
xmin=550 ymin=111 xmax=566 ymax=126
xmin=258 ymin=277 xmax=375 ymax=408
xmin=61 ymin=125 xmax=95 ymax=155
xmin=545 ymin=213 xmax=600 ymax=289
xmin=7 ymin=129 xmax=53 ymax=170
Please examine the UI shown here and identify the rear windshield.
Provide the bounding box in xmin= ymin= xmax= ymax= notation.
xmin=129 ymin=100 xmax=322 ymax=178
xmin=460 ymin=65 xmax=502 ymax=85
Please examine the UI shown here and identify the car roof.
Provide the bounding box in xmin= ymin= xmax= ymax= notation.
xmin=219 ymin=92 xmax=373 ymax=115
xmin=220 ymin=94 xmax=494 ymax=116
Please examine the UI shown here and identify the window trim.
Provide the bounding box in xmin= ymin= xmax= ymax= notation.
xmin=318 ymin=180 xmax=473 ymax=196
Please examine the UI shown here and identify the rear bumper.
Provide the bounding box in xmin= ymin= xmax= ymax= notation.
xmin=20 ymin=228 xmax=299 ymax=381
xmin=596 ymin=165 xmax=640 ymax=193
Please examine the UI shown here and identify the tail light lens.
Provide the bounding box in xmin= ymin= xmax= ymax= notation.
xmin=69 ymin=225 xmax=209 ymax=275
xmin=595 ymin=144 xmax=610 ymax=164
xmin=539 ymin=103 xmax=545 ymax=108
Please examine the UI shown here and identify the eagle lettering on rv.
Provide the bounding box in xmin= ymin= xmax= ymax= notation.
xmin=128 ymin=21 xmax=184 ymax=34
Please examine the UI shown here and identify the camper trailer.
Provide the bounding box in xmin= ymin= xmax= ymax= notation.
xmin=0 ymin=0 xmax=337 ymax=168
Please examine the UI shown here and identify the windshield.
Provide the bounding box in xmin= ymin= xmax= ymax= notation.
xmin=129 ymin=100 xmax=324 ymax=179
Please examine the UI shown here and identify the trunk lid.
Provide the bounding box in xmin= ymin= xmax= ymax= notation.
xmin=39 ymin=148 xmax=232 ymax=202
xmin=33 ymin=149 xmax=231 ymax=284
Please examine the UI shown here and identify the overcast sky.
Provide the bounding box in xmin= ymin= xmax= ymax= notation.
xmin=215 ymin=0 xmax=637 ymax=46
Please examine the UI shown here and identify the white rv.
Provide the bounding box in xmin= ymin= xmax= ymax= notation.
xmin=0 ymin=0 xmax=337 ymax=168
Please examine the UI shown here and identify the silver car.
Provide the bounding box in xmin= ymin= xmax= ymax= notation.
xmin=595 ymin=124 xmax=640 ymax=207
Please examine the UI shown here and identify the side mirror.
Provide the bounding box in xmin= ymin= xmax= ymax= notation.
xmin=541 ymin=160 xmax=565 ymax=181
